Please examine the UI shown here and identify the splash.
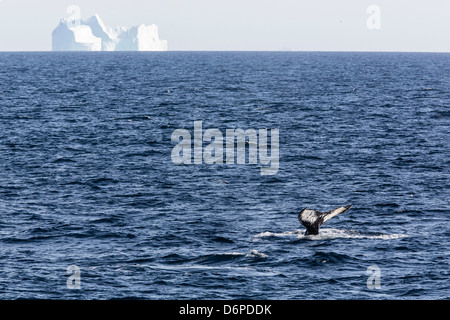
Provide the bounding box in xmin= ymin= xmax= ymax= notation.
xmin=253 ymin=228 xmax=408 ymax=241
xmin=312 ymin=228 xmax=408 ymax=240
xmin=246 ymin=249 xmax=269 ymax=258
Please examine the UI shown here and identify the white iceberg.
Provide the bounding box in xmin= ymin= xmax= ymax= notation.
xmin=52 ymin=23 xmax=102 ymax=51
xmin=52 ymin=14 xmax=168 ymax=51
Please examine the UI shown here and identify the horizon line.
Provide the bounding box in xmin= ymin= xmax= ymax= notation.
xmin=1 ymin=49 xmax=450 ymax=54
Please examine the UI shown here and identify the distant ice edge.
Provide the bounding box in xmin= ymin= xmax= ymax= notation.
xmin=52 ymin=14 xmax=168 ymax=52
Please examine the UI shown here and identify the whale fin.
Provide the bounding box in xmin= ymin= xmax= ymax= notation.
xmin=298 ymin=205 xmax=352 ymax=236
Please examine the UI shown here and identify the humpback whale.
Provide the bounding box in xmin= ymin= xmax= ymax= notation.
xmin=298 ymin=205 xmax=352 ymax=235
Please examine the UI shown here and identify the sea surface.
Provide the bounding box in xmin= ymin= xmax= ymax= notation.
xmin=0 ymin=52 xmax=448 ymax=299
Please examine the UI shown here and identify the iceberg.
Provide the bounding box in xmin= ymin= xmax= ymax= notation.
xmin=52 ymin=14 xmax=168 ymax=51
xmin=52 ymin=23 xmax=102 ymax=51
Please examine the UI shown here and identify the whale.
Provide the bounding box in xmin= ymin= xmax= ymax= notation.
xmin=298 ymin=205 xmax=352 ymax=235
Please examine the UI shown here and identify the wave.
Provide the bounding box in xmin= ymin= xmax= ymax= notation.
xmin=253 ymin=228 xmax=408 ymax=241
xmin=195 ymin=250 xmax=269 ymax=264
xmin=246 ymin=249 xmax=269 ymax=259
xmin=136 ymin=264 xmax=281 ymax=277
xmin=160 ymin=249 xmax=269 ymax=266
xmin=84 ymin=250 xmax=274 ymax=276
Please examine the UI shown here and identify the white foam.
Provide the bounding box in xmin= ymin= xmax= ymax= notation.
xmin=313 ymin=228 xmax=408 ymax=240
xmin=253 ymin=230 xmax=303 ymax=239
xmin=253 ymin=228 xmax=407 ymax=241
xmin=223 ymin=252 xmax=244 ymax=256
xmin=221 ymin=250 xmax=269 ymax=258
xmin=246 ymin=249 xmax=269 ymax=258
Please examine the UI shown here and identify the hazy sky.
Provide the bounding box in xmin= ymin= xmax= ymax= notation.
xmin=0 ymin=0 xmax=449 ymax=51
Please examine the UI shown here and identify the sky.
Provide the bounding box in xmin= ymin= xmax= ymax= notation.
xmin=0 ymin=0 xmax=449 ymax=51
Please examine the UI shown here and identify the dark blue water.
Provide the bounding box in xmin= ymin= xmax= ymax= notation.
xmin=0 ymin=52 xmax=448 ymax=299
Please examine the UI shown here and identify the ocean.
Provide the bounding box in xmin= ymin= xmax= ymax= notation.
xmin=0 ymin=51 xmax=448 ymax=299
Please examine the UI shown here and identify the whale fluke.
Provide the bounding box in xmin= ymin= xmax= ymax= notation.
xmin=298 ymin=205 xmax=352 ymax=235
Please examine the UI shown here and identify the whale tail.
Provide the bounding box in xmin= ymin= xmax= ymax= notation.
xmin=298 ymin=205 xmax=352 ymax=236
